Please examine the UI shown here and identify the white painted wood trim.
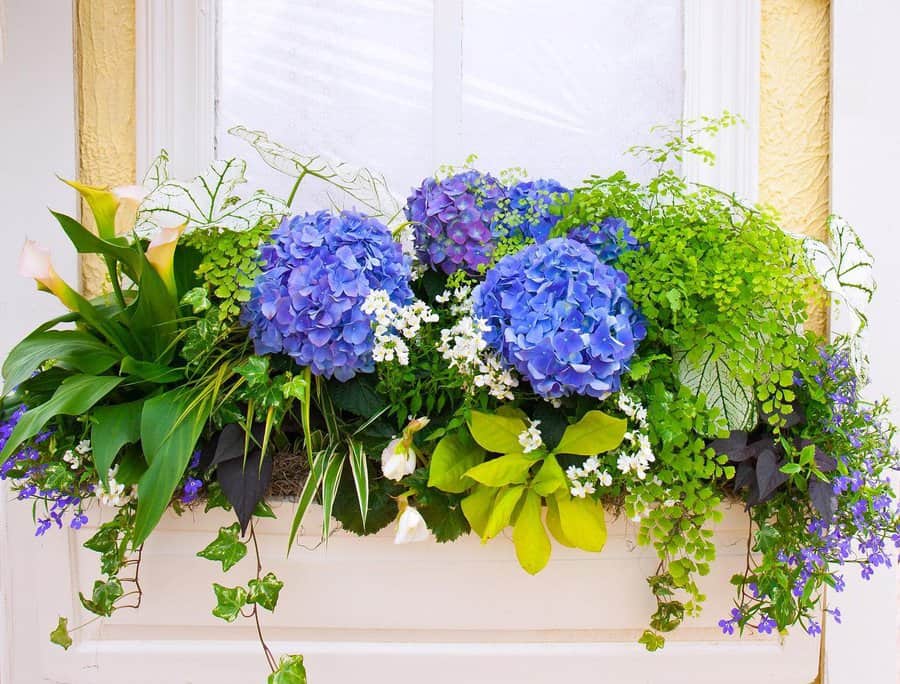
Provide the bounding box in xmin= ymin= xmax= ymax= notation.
xmin=682 ymin=0 xmax=760 ymax=200
xmin=430 ymin=0 xmax=463 ymax=169
xmin=136 ymin=0 xmax=217 ymax=180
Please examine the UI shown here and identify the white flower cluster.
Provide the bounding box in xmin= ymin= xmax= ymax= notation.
xmin=62 ymin=439 xmax=92 ymax=470
xmin=518 ymin=420 xmax=543 ymax=453
xmin=437 ymin=315 xmax=518 ymax=401
xmin=565 ymin=395 xmax=655 ymax=498
xmin=361 ymin=290 xmax=439 ymax=366
xmin=567 ymin=457 xmax=613 ymax=498
xmin=434 ymin=284 xmax=474 ymax=317
xmin=94 ymin=466 xmax=135 ymax=508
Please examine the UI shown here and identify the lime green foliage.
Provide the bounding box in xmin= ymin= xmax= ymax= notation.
xmin=269 ymin=656 xmax=307 ymax=684
xmin=183 ymin=219 xmax=273 ymax=323
xmin=50 ymin=617 xmax=73 ymax=650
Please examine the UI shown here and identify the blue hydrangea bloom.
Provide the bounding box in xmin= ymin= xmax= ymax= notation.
xmin=242 ymin=210 xmax=413 ymax=381
xmin=405 ymin=170 xmax=506 ymax=275
xmin=567 ymin=216 xmax=639 ymax=264
xmin=473 ymin=238 xmax=646 ymax=399
xmin=493 ymin=178 xmax=571 ymax=243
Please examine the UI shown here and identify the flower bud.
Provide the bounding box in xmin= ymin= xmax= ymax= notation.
xmin=393 ymin=505 xmax=429 ymax=544
xmin=381 ymin=437 xmax=416 ymax=481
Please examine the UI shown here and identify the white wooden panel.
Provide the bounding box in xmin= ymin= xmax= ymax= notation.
xmin=20 ymin=504 xmax=817 ymax=683
xmin=828 ymin=2 xmax=900 ymax=681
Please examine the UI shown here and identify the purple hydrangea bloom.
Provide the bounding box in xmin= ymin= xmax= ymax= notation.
xmin=242 ymin=210 xmax=413 ymax=381
xmin=405 ymin=170 xmax=506 ymax=275
xmin=567 ymin=216 xmax=639 ymax=264
xmin=493 ymin=179 xmax=571 ymax=244
xmin=473 ymin=238 xmax=646 ymax=399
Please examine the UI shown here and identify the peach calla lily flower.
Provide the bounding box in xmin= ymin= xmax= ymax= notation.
xmin=18 ymin=240 xmax=78 ymax=309
xmin=112 ymin=184 xmax=149 ymax=235
xmin=145 ymin=222 xmax=186 ymax=295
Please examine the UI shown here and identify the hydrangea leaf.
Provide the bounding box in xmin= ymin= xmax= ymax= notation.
xmin=230 ymin=126 xmax=401 ymax=226
xmin=555 ymin=494 xmax=607 ymax=552
xmin=428 ymin=433 xmax=486 ymax=493
xmin=135 ymin=155 xmax=287 ymax=236
xmin=211 ymin=583 xmax=248 ymax=623
xmin=464 ymin=453 xmax=537 ymax=488
xmin=467 ymin=410 xmax=527 ymax=454
xmin=197 ymin=523 xmax=247 ymax=572
xmin=268 ymin=655 xmax=307 ymax=684
xmin=554 ymin=411 xmax=627 ymax=456
xmin=248 ymin=572 xmax=284 ymax=612
xmin=513 ymin=490 xmax=552 ymax=574
xmin=675 ymin=344 xmax=756 ymax=431
xmin=482 ymin=485 xmax=526 ymax=541
xmin=531 ymin=455 xmax=567 ymax=497
xmin=50 ymin=616 xmax=73 ymax=650
xmin=460 ymin=484 xmax=498 ymax=538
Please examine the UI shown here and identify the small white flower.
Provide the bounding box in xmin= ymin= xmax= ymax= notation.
xmin=94 ymin=468 xmax=135 ymax=507
xmin=381 ymin=438 xmax=417 ymax=481
xmin=597 ymin=470 xmax=613 ymax=487
xmin=583 ymin=457 xmax=599 ymax=473
xmin=518 ymin=420 xmax=543 ymax=453
xmin=62 ymin=449 xmax=80 ymax=470
xmin=75 ymin=439 xmax=92 ymax=455
xmin=394 ymin=505 xmax=430 ymax=544
xmin=569 ymin=482 xmax=588 ymax=498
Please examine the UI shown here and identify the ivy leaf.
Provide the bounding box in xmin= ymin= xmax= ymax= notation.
xmin=428 ymin=433 xmax=485 ymax=493
xmin=468 ymin=410 xmax=527 ymax=454
xmin=639 ymin=630 xmax=666 ymax=652
xmin=675 ymin=344 xmax=756 ymax=431
xmin=79 ymin=579 xmax=124 ymax=617
xmin=50 ymin=616 xmax=73 ymax=650
xmin=268 ymin=655 xmax=308 ymax=684
xmin=248 ymin=572 xmax=284 ymax=612
xmin=234 ymin=356 xmax=270 ymax=388
xmin=197 ymin=523 xmax=248 ymax=572
xmin=211 ymin=583 xmax=248 ymax=623
xmin=554 ymin=411 xmax=627 ymax=456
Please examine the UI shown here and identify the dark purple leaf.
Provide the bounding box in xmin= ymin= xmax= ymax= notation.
xmin=809 ymin=477 xmax=837 ymax=522
xmin=814 ymin=449 xmax=838 ymax=473
xmin=709 ymin=431 xmax=749 ymax=461
xmin=756 ymin=448 xmax=789 ymax=503
xmin=217 ymin=448 xmax=273 ymax=535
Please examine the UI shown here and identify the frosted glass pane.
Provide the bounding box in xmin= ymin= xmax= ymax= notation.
xmin=217 ymin=0 xmax=683 ymax=208
xmin=461 ymin=0 xmax=683 ymax=185
xmin=217 ymin=0 xmax=435 ymax=207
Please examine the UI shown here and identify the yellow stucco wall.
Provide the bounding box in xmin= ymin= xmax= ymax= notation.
xmin=760 ymin=0 xmax=831 ymax=333
xmin=74 ymin=0 xmax=136 ymax=296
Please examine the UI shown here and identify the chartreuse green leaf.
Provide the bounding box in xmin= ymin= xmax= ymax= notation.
xmin=50 ymin=616 xmax=73 ymax=650
xmin=464 ymin=453 xmax=538 ymax=487
xmin=531 ymin=455 xmax=567 ymax=496
xmin=428 ymin=433 xmax=486 ymax=493
xmin=211 ymin=583 xmax=248 ymax=622
xmin=482 ymin=485 xmax=526 ymax=541
xmin=197 ymin=523 xmax=248 ymax=572
xmin=2 ymin=329 xmax=120 ymax=393
xmin=460 ymin=484 xmax=498 ymax=538
xmin=554 ymin=411 xmax=627 ymax=456
xmin=269 ymin=655 xmax=307 ymax=684
xmin=91 ymin=400 xmax=143 ymax=484
xmin=513 ymin=490 xmax=551 ymax=574
xmin=248 ymin=572 xmax=284 ymax=612
xmin=134 ymin=386 xmax=212 ymax=546
xmin=545 ymin=495 xmax=575 ymax=547
xmin=468 ymin=410 xmax=527 ymax=453
xmin=555 ymin=493 xmax=607 ymax=552
xmin=0 ymin=374 xmax=124 ymax=462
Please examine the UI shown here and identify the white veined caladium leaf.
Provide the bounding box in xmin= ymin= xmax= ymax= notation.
xmin=228 ymin=126 xmax=403 ymax=227
xmin=134 ymin=151 xmax=287 ymax=237
xmin=803 ymin=214 xmax=875 ymax=337
xmin=675 ymin=343 xmax=757 ymax=431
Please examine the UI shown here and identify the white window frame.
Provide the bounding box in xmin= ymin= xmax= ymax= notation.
xmin=136 ymin=0 xmax=760 ymax=199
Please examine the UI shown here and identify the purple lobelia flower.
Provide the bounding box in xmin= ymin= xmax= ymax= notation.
xmin=568 ymin=216 xmax=640 ymax=264
xmin=405 ymin=170 xmax=506 ymax=275
xmin=493 ymin=179 xmax=570 ymax=244
xmin=473 ymin=238 xmax=646 ymax=399
xmin=242 ymin=210 xmax=413 ymax=381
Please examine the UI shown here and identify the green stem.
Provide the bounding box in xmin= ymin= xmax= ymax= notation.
xmin=285 ymin=171 xmax=309 ymax=208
